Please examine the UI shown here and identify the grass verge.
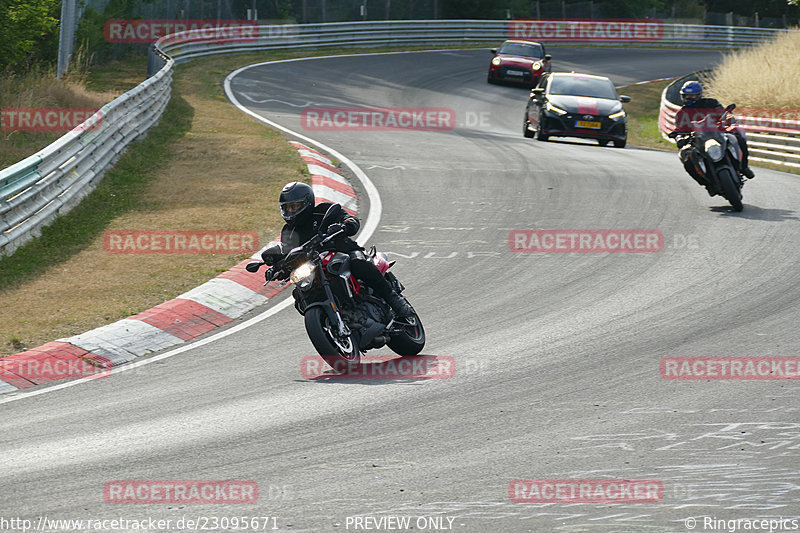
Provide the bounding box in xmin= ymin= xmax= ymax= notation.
xmin=618 ymin=79 xmax=677 ymax=151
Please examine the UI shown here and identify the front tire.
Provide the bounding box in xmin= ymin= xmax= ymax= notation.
xmin=718 ymin=167 xmax=743 ymax=211
xmin=523 ymin=118 xmax=534 ymax=138
xmin=613 ymin=138 xmax=627 ymax=148
xmin=304 ymin=306 xmax=360 ymax=371
xmin=536 ymin=113 xmax=549 ymax=141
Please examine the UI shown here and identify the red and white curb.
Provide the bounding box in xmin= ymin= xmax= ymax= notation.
xmin=0 ymin=142 xmax=358 ymax=394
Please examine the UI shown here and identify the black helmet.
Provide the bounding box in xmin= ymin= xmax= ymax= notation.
xmin=279 ymin=182 xmax=314 ymax=226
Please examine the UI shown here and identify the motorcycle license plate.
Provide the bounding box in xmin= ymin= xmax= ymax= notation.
xmin=576 ymin=120 xmax=601 ymax=129
xmin=506 ymin=70 xmax=524 ymax=76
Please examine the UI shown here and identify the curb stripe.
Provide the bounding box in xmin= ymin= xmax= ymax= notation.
xmin=313 ymin=175 xmax=357 ymax=197
xmin=133 ymin=299 xmax=232 ymax=341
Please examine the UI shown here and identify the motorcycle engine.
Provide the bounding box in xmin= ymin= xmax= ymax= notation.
xmin=351 ymin=297 xmax=389 ymax=350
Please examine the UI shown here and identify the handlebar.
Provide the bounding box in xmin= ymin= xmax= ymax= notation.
xmin=258 ymin=228 xmax=347 ymax=282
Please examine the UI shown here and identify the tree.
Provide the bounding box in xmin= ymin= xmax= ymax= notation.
xmin=0 ymin=0 xmax=61 ymax=73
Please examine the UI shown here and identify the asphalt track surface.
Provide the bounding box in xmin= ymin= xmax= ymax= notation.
xmin=3 ymin=48 xmax=800 ymax=533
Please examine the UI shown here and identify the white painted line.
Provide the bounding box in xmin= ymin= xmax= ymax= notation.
xmin=224 ymin=54 xmax=382 ymax=248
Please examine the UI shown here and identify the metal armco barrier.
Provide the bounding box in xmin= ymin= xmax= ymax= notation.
xmin=659 ymin=73 xmax=800 ymax=169
xmin=0 ymin=59 xmax=173 ymax=257
xmin=0 ymin=20 xmax=795 ymax=256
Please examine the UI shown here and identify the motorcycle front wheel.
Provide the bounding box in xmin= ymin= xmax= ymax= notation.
xmin=718 ymin=167 xmax=743 ymax=212
xmin=304 ymin=307 xmax=361 ymax=371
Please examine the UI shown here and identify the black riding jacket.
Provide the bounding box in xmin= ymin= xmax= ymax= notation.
xmin=279 ymin=202 xmax=361 ymax=253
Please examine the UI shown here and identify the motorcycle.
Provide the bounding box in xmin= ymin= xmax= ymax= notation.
xmin=246 ymin=204 xmax=425 ymax=371
xmin=668 ymin=104 xmax=744 ymax=212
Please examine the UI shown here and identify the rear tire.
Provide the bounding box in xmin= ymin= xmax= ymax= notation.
xmin=304 ymin=306 xmax=360 ymax=372
xmin=718 ymin=167 xmax=743 ymax=212
xmin=387 ymin=305 xmax=426 ymax=356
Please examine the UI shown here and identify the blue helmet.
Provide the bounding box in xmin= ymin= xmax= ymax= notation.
xmin=680 ymin=80 xmax=703 ymax=106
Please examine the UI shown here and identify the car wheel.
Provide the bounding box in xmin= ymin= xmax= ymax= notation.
xmin=523 ymin=118 xmax=534 ymax=138
xmin=598 ymin=139 xmax=609 ymax=147
xmin=613 ymin=138 xmax=627 ymax=148
xmin=536 ymin=113 xmax=548 ymax=141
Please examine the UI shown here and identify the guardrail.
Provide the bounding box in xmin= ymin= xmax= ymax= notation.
xmin=659 ymin=73 xmax=800 ymax=169
xmin=0 ymin=59 xmax=173 ymax=257
xmin=156 ymin=20 xmax=789 ymax=65
xmin=1 ymin=20 xmax=794 ymax=256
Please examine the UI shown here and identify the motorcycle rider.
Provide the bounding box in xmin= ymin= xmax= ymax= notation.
xmin=673 ymin=81 xmax=755 ymax=195
xmin=275 ymin=181 xmax=414 ymax=317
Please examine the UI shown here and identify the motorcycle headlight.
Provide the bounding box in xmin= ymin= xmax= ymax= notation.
xmin=704 ymin=138 xmax=723 ymax=161
xmin=491 ymin=57 xmax=502 ymax=66
xmin=546 ymin=102 xmax=568 ymax=116
xmin=290 ymin=262 xmax=316 ymax=288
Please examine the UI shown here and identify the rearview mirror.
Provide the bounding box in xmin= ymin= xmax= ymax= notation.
xmin=260 ymin=242 xmax=284 ymax=265
xmin=320 ymin=203 xmax=342 ymax=228
xmin=619 ymin=95 xmax=631 ymax=103
xmin=245 ymin=261 xmax=263 ymax=272
xmin=726 ymin=103 xmax=736 ymax=111
xmin=544 ymin=54 xmax=551 ymax=60
xmin=490 ymin=48 xmax=497 ymax=54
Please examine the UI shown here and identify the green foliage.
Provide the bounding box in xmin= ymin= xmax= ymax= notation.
xmin=75 ymin=0 xmax=153 ymax=65
xmin=0 ymin=0 xmax=61 ymax=73
xmin=702 ymin=0 xmax=799 ymax=17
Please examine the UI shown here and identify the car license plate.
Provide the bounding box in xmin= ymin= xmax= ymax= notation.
xmin=576 ymin=120 xmax=601 ymax=129
xmin=506 ymin=70 xmax=524 ymax=76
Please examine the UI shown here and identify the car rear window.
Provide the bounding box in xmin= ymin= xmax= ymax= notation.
xmin=549 ymin=76 xmax=618 ymax=100
xmin=499 ymin=43 xmax=543 ymax=58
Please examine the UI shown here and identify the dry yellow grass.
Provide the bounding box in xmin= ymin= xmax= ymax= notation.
xmin=707 ymin=29 xmax=800 ymax=108
xmin=0 ymin=69 xmax=123 ymax=168
xmin=0 ymin=55 xmax=306 ymax=354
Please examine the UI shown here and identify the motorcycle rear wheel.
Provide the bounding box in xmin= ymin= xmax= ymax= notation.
xmin=304 ymin=307 xmax=361 ymax=372
xmin=718 ymin=167 xmax=743 ymax=212
xmin=387 ymin=305 xmax=426 ymax=356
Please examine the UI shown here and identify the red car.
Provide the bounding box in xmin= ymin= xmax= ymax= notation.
xmin=487 ymin=40 xmax=552 ymax=87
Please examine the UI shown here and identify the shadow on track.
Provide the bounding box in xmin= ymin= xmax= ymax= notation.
xmin=709 ymin=205 xmax=799 ymax=221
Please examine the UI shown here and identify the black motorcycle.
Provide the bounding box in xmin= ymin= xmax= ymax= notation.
xmin=669 ymin=104 xmax=744 ymax=211
xmin=246 ymin=204 xmax=425 ymax=370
